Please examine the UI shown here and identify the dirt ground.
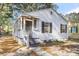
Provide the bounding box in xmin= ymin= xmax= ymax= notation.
xmin=0 ymin=36 xmax=36 ymax=56
xmin=0 ymin=36 xmax=22 ymax=54
xmin=41 ymin=39 xmax=79 ymax=56
xmin=0 ymin=36 xmax=79 ymax=56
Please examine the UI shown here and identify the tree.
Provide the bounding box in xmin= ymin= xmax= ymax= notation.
xmin=12 ymin=3 xmax=58 ymax=12
xmin=12 ymin=3 xmax=58 ymax=20
xmin=65 ymin=13 xmax=79 ymax=21
xmin=0 ymin=4 xmax=13 ymax=34
xmin=0 ymin=3 xmax=58 ymax=34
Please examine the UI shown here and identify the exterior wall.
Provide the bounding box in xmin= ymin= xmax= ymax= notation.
xmin=51 ymin=9 xmax=68 ymax=41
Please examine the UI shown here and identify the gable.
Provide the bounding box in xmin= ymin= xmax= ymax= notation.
xmin=50 ymin=9 xmax=67 ymax=24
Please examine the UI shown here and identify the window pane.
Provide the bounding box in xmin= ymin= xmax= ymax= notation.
xmin=44 ymin=23 xmax=49 ymax=33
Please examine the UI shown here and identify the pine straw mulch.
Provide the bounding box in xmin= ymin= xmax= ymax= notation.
xmin=0 ymin=36 xmax=23 ymax=54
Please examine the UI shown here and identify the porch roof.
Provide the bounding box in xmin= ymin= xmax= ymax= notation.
xmin=21 ymin=15 xmax=39 ymax=20
xmin=22 ymin=9 xmax=53 ymax=23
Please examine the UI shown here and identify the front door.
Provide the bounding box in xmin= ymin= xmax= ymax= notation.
xmin=25 ymin=20 xmax=32 ymax=35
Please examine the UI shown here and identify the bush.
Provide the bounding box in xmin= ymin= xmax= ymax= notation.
xmin=51 ymin=40 xmax=65 ymax=45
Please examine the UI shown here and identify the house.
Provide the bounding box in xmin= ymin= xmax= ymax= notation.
xmin=13 ymin=8 xmax=68 ymax=46
xmin=68 ymin=20 xmax=79 ymax=39
xmin=65 ymin=13 xmax=79 ymax=39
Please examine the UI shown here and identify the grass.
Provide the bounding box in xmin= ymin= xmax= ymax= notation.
xmin=69 ymin=39 xmax=79 ymax=43
xmin=51 ymin=40 xmax=65 ymax=45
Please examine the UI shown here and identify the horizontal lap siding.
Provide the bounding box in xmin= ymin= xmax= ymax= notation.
xmin=25 ymin=9 xmax=68 ymax=40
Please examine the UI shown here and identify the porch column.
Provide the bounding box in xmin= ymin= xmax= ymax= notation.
xmin=23 ymin=18 xmax=26 ymax=34
xmin=20 ymin=17 xmax=23 ymax=38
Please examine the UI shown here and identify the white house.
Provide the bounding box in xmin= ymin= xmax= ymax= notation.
xmin=13 ymin=8 xmax=68 ymax=46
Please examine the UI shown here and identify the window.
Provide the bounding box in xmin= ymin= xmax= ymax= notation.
xmin=60 ymin=24 xmax=67 ymax=33
xmin=42 ymin=22 xmax=52 ymax=33
xmin=22 ymin=20 xmax=24 ymax=29
xmin=71 ymin=26 xmax=78 ymax=33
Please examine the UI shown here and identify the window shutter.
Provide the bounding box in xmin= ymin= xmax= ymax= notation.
xmin=42 ymin=22 xmax=44 ymax=33
xmin=50 ymin=23 xmax=52 ymax=33
xmin=60 ymin=24 xmax=62 ymax=33
xmin=34 ymin=20 xmax=37 ymax=28
xmin=71 ymin=27 xmax=72 ymax=33
xmin=76 ymin=26 xmax=78 ymax=33
xmin=65 ymin=25 xmax=67 ymax=33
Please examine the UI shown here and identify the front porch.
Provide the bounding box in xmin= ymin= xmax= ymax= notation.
xmin=21 ymin=15 xmax=38 ymax=34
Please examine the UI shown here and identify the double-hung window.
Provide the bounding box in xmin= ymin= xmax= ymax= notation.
xmin=71 ymin=26 xmax=78 ymax=33
xmin=42 ymin=22 xmax=52 ymax=33
xmin=60 ymin=24 xmax=67 ymax=33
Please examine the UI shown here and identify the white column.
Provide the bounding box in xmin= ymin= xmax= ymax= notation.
xmin=20 ymin=17 xmax=22 ymax=30
xmin=23 ymin=19 xmax=26 ymax=35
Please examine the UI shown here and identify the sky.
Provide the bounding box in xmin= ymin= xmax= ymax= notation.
xmin=56 ymin=3 xmax=79 ymax=15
